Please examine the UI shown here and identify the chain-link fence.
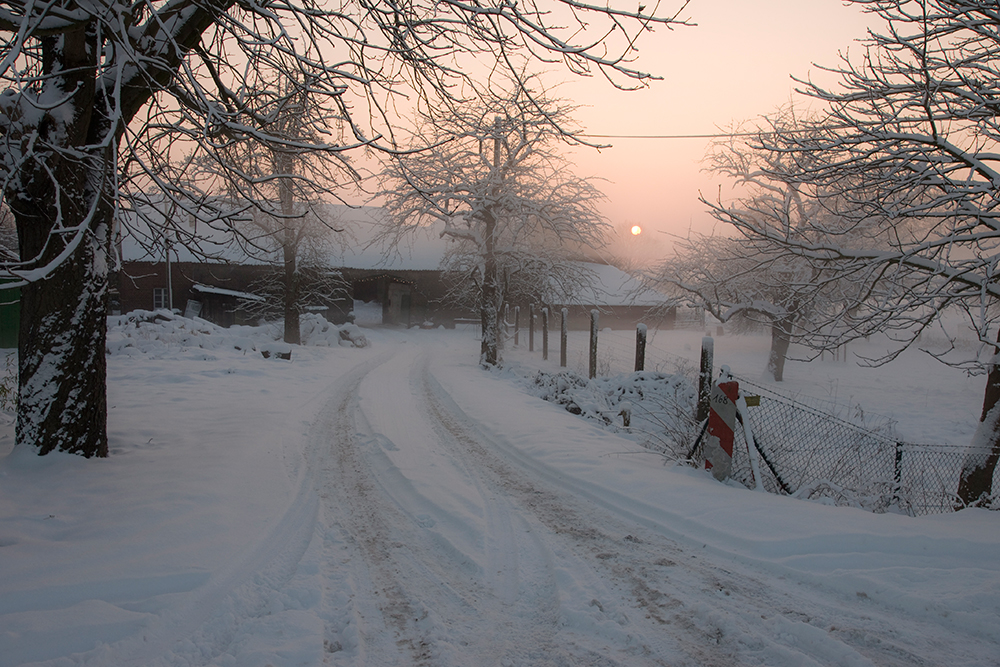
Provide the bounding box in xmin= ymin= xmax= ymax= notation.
xmin=688 ymin=375 xmax=996 ymax=515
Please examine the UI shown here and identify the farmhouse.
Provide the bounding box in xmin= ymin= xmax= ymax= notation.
xmin=114 ymin=203 xmax=670 ymax=331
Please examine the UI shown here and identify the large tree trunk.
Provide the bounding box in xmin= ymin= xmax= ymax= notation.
xmin=4 ymin=4 xmax=231 ymax=458
xmin=10 ymin=26 xmax=111 ymax=457
xmin=16 ymin=211 xmax=111 ymax=457
xmin=767 ymin=313 xmax=794 ymax=382
xmin=480 ymin=211 xmax=500 ymax=367
xmin=281 ymin=225 xmax=300 ymax=345
xmin=957 ymin=345 xmax=1000 ymax=507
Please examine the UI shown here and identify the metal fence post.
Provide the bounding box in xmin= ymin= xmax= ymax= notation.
xmin=635 ymin=323 xmax=647 ymax=372
xmin=560 ymin=307 xmax=568 ymax=368
xmin=894 ymin=442 xmax=904 ymax=507
xmin=589 ymin=309 xmax=599 ymax=379
xmin=697 ymin=336 xmax=714 ymax=422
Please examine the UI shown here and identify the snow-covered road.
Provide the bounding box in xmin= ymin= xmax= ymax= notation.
xmin=296 ymin=338 xmax=998 ymax=666
xmin=1 ymin=324 xmax=997 ymax=666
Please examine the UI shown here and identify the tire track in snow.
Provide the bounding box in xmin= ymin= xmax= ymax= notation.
xmin=308 ymin=354 xmax=436 ymax=666
xmin=308 ymin=338 xmax=990 ymax=667
xmin=314 ymin=351 xmax=569 ymax=665
xmin=415 ymin=354 xmax=721 ymax=666
xmin=416 ymin=349 xmax=987 ymax=667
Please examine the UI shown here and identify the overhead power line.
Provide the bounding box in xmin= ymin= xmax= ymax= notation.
xmin=580 ymin=132 xmax=759 ymax=139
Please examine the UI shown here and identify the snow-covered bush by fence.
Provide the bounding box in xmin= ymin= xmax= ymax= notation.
xmin=526 ymin=369 xmax=697 ymax=456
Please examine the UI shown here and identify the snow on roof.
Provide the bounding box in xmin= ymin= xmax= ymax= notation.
xmin=117 ymin=201 xmax=450 ymax=270
xmin=192 ymin=283 xmax=264 ymax=301
xmin=571 ymin=262 xmax=666 ymax=307
xmin=326 ymin=208 xmax=450 ymax=271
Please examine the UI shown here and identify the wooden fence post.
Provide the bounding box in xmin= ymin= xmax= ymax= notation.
xmin=589 ymin=309 xmax=599 ymax=379
xmin=542 ymin=307 xmax=549 ymax=360
xmin=529 ymin=303 xmax=535 ymax=352
xmin=697 ymin=336 xmax=714 ymax=422
xmin=514 ymin=306 xmax=520 ymax=347
xmin=635 ymin=323 xmax=647 ymax=372
xmin=560 ymin=308 xmax=568 ymax=368
xmin=502 ymin=303 xmax=509 ymax=348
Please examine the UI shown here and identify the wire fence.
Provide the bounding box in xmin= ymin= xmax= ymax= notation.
xmin=502 ymin=321 xmax=997 ymax=516
xmin=689 ymin=375 xmax=996 ymax=515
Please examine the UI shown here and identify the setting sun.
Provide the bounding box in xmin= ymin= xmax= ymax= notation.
xmin=630 ymin=225 xmax=642 ymax=236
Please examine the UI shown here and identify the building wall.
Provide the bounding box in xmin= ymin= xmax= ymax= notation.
xmin=116 ymin=262 xmax=672 ymax=332
xmin=117 ymin=261 xmax=272 ymax=326
xmin=340 ymin=269 xmax=473 ymax=328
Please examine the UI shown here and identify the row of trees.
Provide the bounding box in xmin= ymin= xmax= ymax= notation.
xmin=655 ymin=0 xmax=1000 ymax=506
xmin=0 ymin=0 xmax=689 ymax=458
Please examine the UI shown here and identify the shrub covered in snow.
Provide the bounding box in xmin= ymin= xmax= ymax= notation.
xmin=106 ymin=310 xmax=370 ymax=359
xmin=526 ymin=369 xmax=697 ymax=458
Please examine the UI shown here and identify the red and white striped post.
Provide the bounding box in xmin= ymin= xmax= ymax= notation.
xmin=704 ymin=377 xmax=739 ymax=481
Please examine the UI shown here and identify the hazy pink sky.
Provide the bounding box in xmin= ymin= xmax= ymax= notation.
xmin=560 ymin=0 xmax=878 ymax=249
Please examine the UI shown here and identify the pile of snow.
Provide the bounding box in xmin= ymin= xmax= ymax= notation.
xmin=106 ymin=310 xmax=369 ymax=359
xmin=298 ymin=313 xmax=369 ymax=348
xmin=526 ymin=369 xmax=697 ymax=455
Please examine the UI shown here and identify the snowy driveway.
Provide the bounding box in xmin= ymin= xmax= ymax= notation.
xmin=1 ymin=326 xmax=998 ymax=666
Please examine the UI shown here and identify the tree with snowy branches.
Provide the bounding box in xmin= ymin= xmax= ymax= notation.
xmin=0 ymin=0 xmax=691 ymax=457
xmin=197 ymin=71 xmax=358 ymax=344
xmin=655 ymin=234 xmax=813 ymax=383
xmin=655 ymin=111 xmax=875 ymax=381
xmin=713 ymin=1 xmax=1000 ymax=506
xmin=378 ymin=84 xmax=609 ymax=367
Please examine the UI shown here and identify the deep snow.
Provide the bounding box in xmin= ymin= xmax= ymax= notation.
xmin=0 ymin=318 xmax=997 ymax=666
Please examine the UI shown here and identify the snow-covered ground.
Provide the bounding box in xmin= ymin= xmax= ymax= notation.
xmin=0 ymin=318 xmax=997 ymax=666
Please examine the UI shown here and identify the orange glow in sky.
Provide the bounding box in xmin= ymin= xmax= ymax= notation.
xmin=557 ymin=0 xmax=877 ymax=247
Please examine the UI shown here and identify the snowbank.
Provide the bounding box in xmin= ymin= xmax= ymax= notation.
xmin=106 ymin=310 xmax=369 ymax=360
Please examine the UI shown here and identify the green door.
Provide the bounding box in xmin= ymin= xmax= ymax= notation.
xmin=0 ymin=281 xmax=18 ymax=349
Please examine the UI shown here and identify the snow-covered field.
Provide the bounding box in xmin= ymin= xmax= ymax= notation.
xmin=0 ymin=317 xmax=997 ymax=666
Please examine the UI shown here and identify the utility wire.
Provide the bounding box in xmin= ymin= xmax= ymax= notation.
xmin=581 ymin=121 xmax=906 ymax=140
xmin=580 ymin=132 xmax=759 ymax=139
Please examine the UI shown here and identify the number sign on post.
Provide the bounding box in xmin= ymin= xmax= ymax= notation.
xmin=704 ymin=378 xmax=739 ymax=481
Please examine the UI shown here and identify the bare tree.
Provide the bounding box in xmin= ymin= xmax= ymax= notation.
xmin=379 ymin=84 xmax=610 ymax=366
xmin=655 ymin=234 xmax=811 ymax=382
xmin=0 ymin=0 xmax=691 ymax=457
xmin=239 ymin=262 xmax=352 ymax=328
xmin=716 ymin=1 xmax=1000 ymax=505
xmin=197 ymin=72 xmax=358 ymax=344
xmin=438 ymin=239 xmax=599 ymax=327
xmin=655 ymin=112 xmax=865 ymax=381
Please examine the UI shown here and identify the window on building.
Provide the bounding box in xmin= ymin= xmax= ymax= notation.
xmin=153 ymin=287 xmax=168 ymax=310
